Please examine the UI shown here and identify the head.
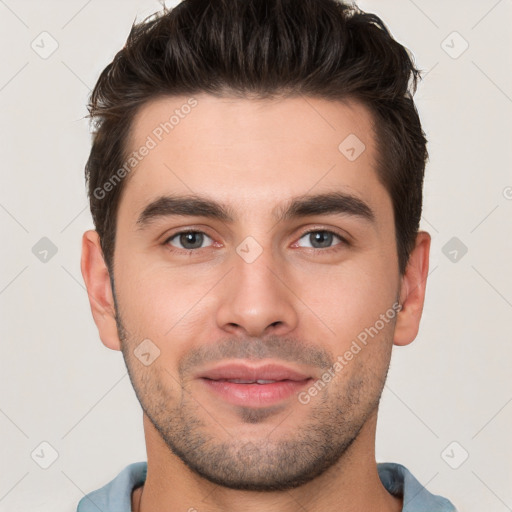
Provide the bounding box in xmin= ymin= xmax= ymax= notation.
xmin=81 ymin=0 xmax=430 ymax=492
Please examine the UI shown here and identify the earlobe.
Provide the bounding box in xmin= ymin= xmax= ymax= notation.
xmin=393 ymin=231 xmax=431 ymax=347
xmin=80 ymin=230 xmax=122 ymax=351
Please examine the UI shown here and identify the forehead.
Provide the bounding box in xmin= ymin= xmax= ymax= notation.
xmin=120 ymin=93 xmax=387 ymax=222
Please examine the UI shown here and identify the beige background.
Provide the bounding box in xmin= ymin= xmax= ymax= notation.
xmin=0 ymin=0 xmax=511 ymax=510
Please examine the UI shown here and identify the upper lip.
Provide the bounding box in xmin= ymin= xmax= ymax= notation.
xmin=197 ymin=362 xmax=312 ymax=382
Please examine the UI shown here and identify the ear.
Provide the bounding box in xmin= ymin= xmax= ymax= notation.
xmin=393 ymin=231 xmax=431 ymax=346
xmin=80 ymin=230 xmax=122 ymax=351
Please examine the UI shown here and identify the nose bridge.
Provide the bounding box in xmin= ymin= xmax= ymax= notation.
xmin=235 ymin=238 xmax=278 ymax=295
xmin=215 ymin=236 xmax=298 ymax=337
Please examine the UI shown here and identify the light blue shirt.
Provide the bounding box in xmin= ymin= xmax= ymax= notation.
xmin=77 ymin=461 xmax=457 ymax=511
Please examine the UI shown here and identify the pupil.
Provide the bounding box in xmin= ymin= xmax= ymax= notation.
xmin=181 ymin=232 xmax=202 ymax=249
xmin=312 ymin=231 xmax=332 ymax=248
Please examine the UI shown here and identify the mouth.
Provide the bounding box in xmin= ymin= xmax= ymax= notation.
xmin=197 ymin=362 xmax=313 ymax=407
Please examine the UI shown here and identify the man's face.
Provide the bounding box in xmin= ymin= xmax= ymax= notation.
xmin=111 ymin=94 xmax=402 ymax=490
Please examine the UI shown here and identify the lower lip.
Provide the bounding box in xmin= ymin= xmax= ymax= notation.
xmin=200 ymin=378 xmax=312 ymax=407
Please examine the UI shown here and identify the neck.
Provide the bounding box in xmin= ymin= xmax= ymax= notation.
xmin=132 ymin=412 xmax=402 ymax=512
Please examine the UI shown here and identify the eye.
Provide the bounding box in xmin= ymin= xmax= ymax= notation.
xmin=296 ymin=229 xmax=347 ymax=250
xmin=165 ymin=230 xmax=214 ymax=251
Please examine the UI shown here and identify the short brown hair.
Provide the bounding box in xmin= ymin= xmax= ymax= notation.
xmin=85 ymin=0 xmax=428 ymax=275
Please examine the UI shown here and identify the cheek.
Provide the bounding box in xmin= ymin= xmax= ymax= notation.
xmin=114 ymin=256 xmax=218 ymax=341
xmin=297 ymin=255 xmax=399 ymax=340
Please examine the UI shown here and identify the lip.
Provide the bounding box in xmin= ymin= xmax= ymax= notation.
xmin=197 ymin=361 xmax=313 ymax=407
xmin=197 ymin=362 xmax=312 ymax=382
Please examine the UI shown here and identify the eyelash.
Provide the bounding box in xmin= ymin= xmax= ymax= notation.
xmin=163 ymin=228 xmax=349 ymax=255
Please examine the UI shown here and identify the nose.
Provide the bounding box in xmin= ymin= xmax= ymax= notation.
xmin=215 ymin=244 xmax=299 ymax=338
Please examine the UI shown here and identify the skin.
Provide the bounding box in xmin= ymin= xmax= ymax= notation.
xmin=81 ymin=93 xmax=430 ymax=512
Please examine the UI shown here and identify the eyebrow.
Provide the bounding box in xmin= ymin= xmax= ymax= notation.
xmin=135 ymin=191 xmax=375 ymax=230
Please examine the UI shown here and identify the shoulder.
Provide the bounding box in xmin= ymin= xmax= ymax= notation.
xmin=377 ymin=462 xmax=458 ymax=512
xmin=76 ymin=461 xmax=147 ymax=512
